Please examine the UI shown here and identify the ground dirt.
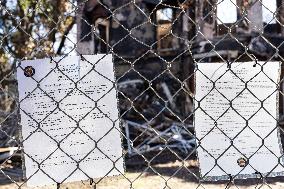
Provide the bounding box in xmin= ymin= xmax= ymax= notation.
xmin=0 ymin=151 xmax=284 ymax=189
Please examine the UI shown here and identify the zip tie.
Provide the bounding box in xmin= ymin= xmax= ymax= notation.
xmin=90 ymin=178 xmax=94 ymax=185
xmin=227 ymin=60 xmax=231 ymax=69
xmin=253 ymin=58 xmax=258 ymax=67
xmin=225 ymin=174 xmax=233 ymax=189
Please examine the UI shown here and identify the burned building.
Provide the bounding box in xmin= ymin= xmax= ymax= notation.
xmin=77 ymin=0 xmax=284 ymax=122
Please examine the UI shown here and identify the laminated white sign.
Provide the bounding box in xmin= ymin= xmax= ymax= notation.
xmin=17 ymin=55 xmax=124 ymax=186
xmin=195 ymin=61 xmax=283 ymax=180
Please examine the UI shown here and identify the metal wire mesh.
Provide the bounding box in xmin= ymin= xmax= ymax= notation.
xmin=0 ymin=0 xmax=284 ymax=188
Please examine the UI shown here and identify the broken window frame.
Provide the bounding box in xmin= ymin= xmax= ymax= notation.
xmin=155 ymin=7 xmax=175 ymax=52
xmin=214 ymin=0 xmax=282 ymax=36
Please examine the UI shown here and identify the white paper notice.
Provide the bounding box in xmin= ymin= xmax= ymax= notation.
xmin=195 ymin=61 xmax=283 ymax=180
xmin=17 ymin=55 xmax=124 ymax=187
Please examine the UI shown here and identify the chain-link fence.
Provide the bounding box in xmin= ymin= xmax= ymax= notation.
xmin=0 ymin=0 xmax=284 ymax=188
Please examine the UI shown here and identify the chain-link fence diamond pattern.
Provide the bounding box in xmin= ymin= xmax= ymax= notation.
xmin=0 ymin=0 xmax=284 ymax=188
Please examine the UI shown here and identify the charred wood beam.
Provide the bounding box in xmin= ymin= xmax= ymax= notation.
xmin=277 ymin=0 xmax=284 ymax=35
xmin=76 ymin=0 xmax=95 ymax=54
xmin=236 ymin=0 xmax=263 ymax=33
xmin=76 ymin=0 xmax=111 ymax=54
xmin=195 ymin=0 xmax=217 ymax=41
xmin=247 ymin=0 xmax=263 ymax=33
xmin=192 ymin=35 xmax=284 ymax=59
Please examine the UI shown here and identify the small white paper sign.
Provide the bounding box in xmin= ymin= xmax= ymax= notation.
xmin=17 ymin=55 xmax=124 ymax=186
xmin=195 ymin=61 xmax=283 ymax=180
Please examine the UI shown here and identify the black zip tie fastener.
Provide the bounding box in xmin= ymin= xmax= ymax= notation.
xmin=90 ymin=178 xmax=94 ymax=185
xmin=225 ymin=174 xmax=233 ymax=189
xmin=57 ymin=183 xmax=60 ymax=189
xmin=80 ymin=54 xmax=85 ymax=61
xmin=253 ymin=58 xmax=258 ymax=67
xmin=250 ymin=53 xmax=258 ymax=67
xmin=255 ymin=171 xmax=264 ymax=187
xmin=227 ymin=60 xmax=231 ymax=69
xmin=90 ymin=178 xmax=97 ymax=189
